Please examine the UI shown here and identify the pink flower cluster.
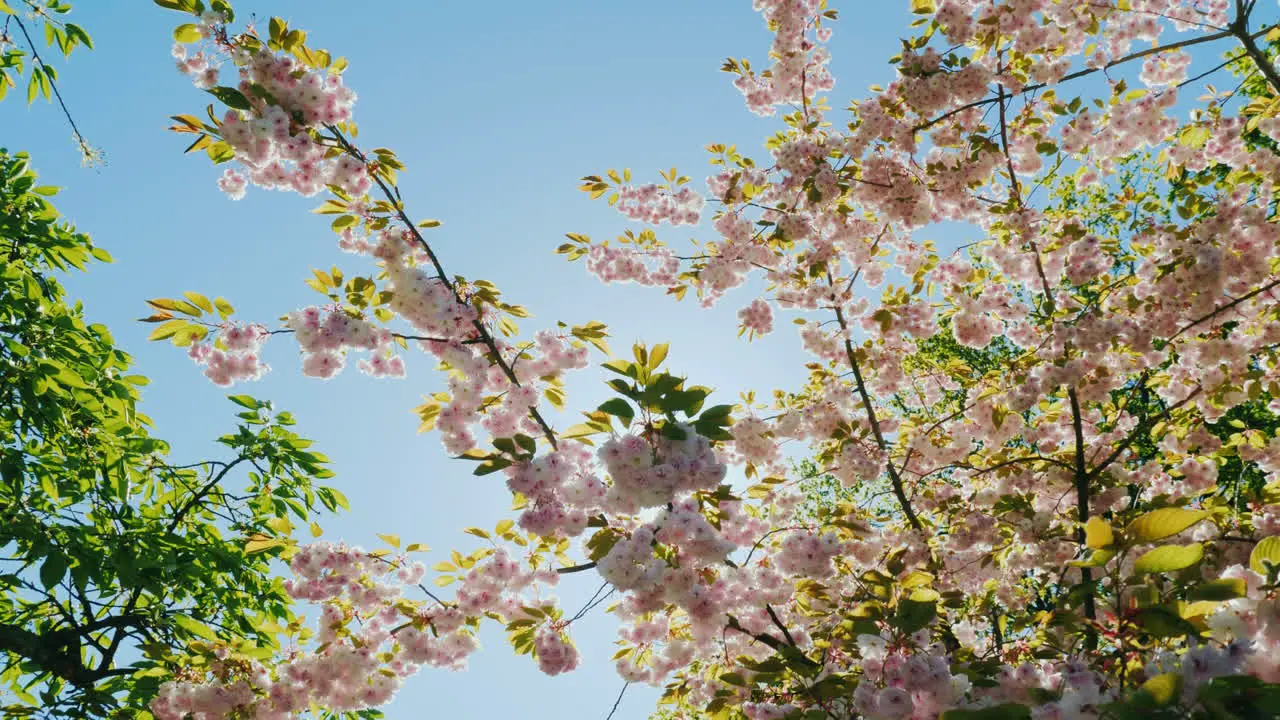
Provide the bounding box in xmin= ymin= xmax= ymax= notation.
xmin=174 ymin=23 xmax=364 ymax=200
xmin=738 ymin=298 xmax=775 ymax=337
xmin=614 ymin=184 xmax=705 ymax=226
xmin=284 ymin=306 xmax=402 ymax=380
xmin=598 ymin=427 xmax=729 ymax=511
xmin=188 ymin=322 xmax=270 ymax=386
xmin=534 ymin=626 xmax=581 ymax=676
xmin=733 ymin=0 xmax=833 ymax=115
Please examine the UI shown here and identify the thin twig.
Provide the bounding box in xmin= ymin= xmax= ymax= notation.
xmin=11 ymin=14 xmax=95 ymax=162
xmin=604 ymin=682 xmax=629 ymax=720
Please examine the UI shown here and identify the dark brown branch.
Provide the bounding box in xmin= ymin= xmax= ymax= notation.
xmin=725 ymin=615 xmax=819 ymax=668
xmin=765 ymin=604 xmax=798 ymax=647
xmin=1067 ymin=389 xmax=1098 ymax=651
xmin=1166 ymin=277 xmax=1280 ymax=344
xmin=1087 ymin=385 xmax=1204 ymax=481
xmin=1232 ymin=0 xmax=1280 ymax=94
xmin=556 ymin=561 xmax=597 ymax=574
xmin=914 ymin=26 xmax=1260 ymax=132
xmin=100 ymin=458 xmax=246 ymax=672
xmin=830 ymin=291 xmax=924 ymax=532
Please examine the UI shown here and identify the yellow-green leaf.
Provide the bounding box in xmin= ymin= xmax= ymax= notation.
xmin=147 ymin=319 xmax=189 ymax=341
xmin=266 ymin=517 xmax=293 ymax=535
xmin=1134 ymin=543 xmax=1203 ymax=574
xmin=1085 ymin=517 xmax=1114 ymax=549
xmin=174 ymin=615 xmax=218 ymax=641
xmin=245 ymin=537 xmax=282 ymax=554
xmin=173 ymin=23 xmax=202 ymax=42
xmin=1139 ymin=673 xmax=1181 ymax=706
xmin=183 ymin=291 xmax=214 ymax=313
xmin=1250 ymin=536 xmax=1280 ymax=575
xmin=377 ymin=533 xmax=401 ymax=549
xmin=1126 ymin=508 xmax=1208 ymax=542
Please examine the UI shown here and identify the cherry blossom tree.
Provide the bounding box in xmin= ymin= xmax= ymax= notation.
xmin=142 ymin=0 xmax=1280 ymax=717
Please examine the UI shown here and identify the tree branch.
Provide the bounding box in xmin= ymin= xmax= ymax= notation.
xmin=1232 ymin=0 xmax=1280 ymax=95
xmin=325 ymin=124 xmax=559 ymax=449
xmin=1067 ymin=388 xmax=1098 ymax=651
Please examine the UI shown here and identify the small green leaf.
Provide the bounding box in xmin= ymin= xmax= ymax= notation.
xmin=1187 ymin=578 xmax=1247 ymax=602
xmin=597 ymin=398 xmax=635 ymax=426
xmin=228 ymin=395 xmax=262 ymax=410
xmin=207 ymin=86 xmax=252 ymax=110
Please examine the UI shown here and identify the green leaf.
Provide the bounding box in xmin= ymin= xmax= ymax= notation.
xmin=894 ymin=597 xmax=936 ymax=634
xmin=183 ymin=291 xmax=214 ymax=313
xmin=1187 ymin=578 xmax=1247 ymax=602
xmin=1132 ymin=606 xmax=1198 ymax=638
xmin=597 ymin=398 xmax=635 ymax=426
xmin=1250 ymin=536 xmax=1280 ymax=575
xmin=173 ymin=615 xmax=219 ymax=641
xmin=207 ymin=86 xmax=252 ymax=110
xmin=39 ymin=555 xmax=66 ymax=590
xmin=1134 ymin=543 xmax=1203 ymax=574
xmin=647 ymin=343 xmax=669 ymax=370
xmin=228 ymin=395 xmax=263 ymax=410
xmin=1127 ymin=508 xmax=1208 ymax=543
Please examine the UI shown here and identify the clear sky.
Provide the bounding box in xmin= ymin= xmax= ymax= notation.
xmin=0 ymin=1 xmax=915 ymax=717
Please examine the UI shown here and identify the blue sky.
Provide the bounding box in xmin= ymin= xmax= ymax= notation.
xmin=0 ymin=1 xmax=914 ymax=717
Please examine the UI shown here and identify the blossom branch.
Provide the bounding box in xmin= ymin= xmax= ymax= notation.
xmin=324 ymin=124 xmax=560 ymax=449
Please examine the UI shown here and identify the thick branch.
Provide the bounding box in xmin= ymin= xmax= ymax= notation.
xmin=1067 ymin=389 xmax=1098 ymax=650
xmin=1232 ymin=0 xmax=1280 ymax=95
xmin=725 ymin=615 xmax=819 ymax=668
xmin=0 ymin=614 xmax=145 ymax=689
